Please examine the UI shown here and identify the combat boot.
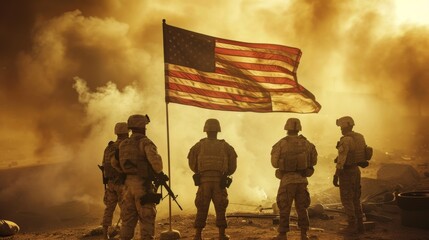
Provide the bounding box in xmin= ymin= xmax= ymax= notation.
xmin=273 ymin=232 xmax=287 ymax=240
xmin=339 ymin=221 xmax=357 ymax=235
xmin=193 ymin=228 xmax=203 ymax=240
xmin=219 ymin=227 xmax=230 ymax=240
xmin=102 ymin=226 xmax=109 ymax=240
xmin=300 ymin=229 xmax=309 ymax=240
xmin=357 ymin=218 xmax=365 ymax=234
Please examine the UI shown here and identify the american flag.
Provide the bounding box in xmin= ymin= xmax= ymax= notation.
xmin=163 ymin=23 xmax=321 ymax=113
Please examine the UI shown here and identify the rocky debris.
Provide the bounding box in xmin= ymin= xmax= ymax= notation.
xmin=377 ymin=163 xmax=421 ymax=187
xmin=0 ymin=220 xmax=19 ymax=238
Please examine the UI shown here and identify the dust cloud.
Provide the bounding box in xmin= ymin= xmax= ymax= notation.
xmin=1 ymin=0 xmax=428 ymax=224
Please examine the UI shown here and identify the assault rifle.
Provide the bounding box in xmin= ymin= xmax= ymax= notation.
xmin=98 ymin=165 xmax=107 ymax=190
xmin=151 ymin=169 xmax=183 ymax=210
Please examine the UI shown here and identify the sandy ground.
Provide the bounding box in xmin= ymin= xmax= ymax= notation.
xmin=9 ymin=206 xmax=429 ymax=240
xmin=4 ymin=152 xmax=429 ymax=240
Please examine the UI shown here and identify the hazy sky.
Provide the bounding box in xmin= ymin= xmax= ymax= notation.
xmin=1 ymin=0 xmax=429 ymax=216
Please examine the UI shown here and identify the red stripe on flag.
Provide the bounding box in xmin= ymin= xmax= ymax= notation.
xmin=167 ymin=82 xmax=271 ymax=103
xmin=216 ymin=38 xmax=301 ymax=56
xmin=163 ymin=23 xmax=321 ymax=113
xmin=215 ymin=59 xmax=295 ymax=75
xmin=168 ymin=70 xmax=265 ymax=92
xmin=215 ymin=47 xmax=298 ymax=67
xmin=167 ymin=96 xmax=272 ymax=112
xmin=214 ymin=68 xmax=297 ymax=85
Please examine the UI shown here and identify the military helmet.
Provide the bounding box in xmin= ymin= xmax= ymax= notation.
xmin=284 ymin=118 xmax=302 ymax=131
xmin=203 ymin=118 xmax=221 ymax=132
xmin=336 ymin=116 xmax=355 ymax=128
xmin=114 ymin=122 xmax=128 ymax=135
xmin=127 ymin=114 xmax=150 ymax=129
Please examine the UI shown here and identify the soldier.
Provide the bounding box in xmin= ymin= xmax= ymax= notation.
xmin=188 ymin=118 xmax=237 ymax=240
xmin=101 ymin=122 xmax=128 ymax=240
xmin=271 ymin=118 xmax=317 ymax=240
xmin=333 ymin=116 xmax=369 ymax=234
xmin=115 ymin=114 xmax=164 ymax=240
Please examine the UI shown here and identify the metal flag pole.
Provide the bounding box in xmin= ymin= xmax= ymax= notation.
xmin=165 ymin=102 xmax=172 ymax=230
xmin=160 ymin=18 xmax=181 ymax=240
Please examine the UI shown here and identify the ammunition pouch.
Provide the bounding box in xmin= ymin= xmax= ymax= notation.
xmin=365 ymin=146 xmax=373 ymax=160
xmin=140 ymin=192 xmax=162 ymax=205
xmin=192 ymin=173 xmax=201 ymax=186
xmin=357 ymin=161 xmax=369 ymax=168
xmin=220 ymin=174 xmax=232 ymax=189
xmin=114 ymin=173 xmax=126 ymax=185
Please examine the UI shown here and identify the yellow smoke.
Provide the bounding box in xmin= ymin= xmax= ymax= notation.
xmin=1 ymin=0 xmax=429 ymax=220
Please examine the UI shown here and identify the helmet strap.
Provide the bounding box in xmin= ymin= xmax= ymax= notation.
xmin=131 ymin=128 xmax=146 ymax=135
xmin=206 ymin=131 xmax=218 ymax=139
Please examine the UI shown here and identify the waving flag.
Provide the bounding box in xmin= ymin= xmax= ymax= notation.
xmin=162 ymin=22 xmax=321 ymax=113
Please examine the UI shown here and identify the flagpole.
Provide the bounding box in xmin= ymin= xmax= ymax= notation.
xmin=160 ymin=19 xmax=181 ymax=240
xmin=165 ymin=101 xmax=172 ymax=231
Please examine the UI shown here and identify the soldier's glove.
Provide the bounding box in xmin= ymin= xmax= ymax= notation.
xmin=155 ymin=171 xmax=169 ymax=183
xmin=275 ymin=169 xmax=284 ymax=179
xmin=301 ymin=167 xmax=315 ymax=177
xmin=333 ymin=175 xmax=340 ymax=187
xmin=220 ymin=174 xmax=233 ymax=188
xmin=192 ymin=173 xmax=201 ymax=186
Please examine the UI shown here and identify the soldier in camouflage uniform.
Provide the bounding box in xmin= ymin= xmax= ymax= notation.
xmin=188 ymin=119 xmax=237 ymax=240
xmin=101 ymin=122 xmax=128 ymax=240
xmin=112 ymin=114 xmax=164 ymax=240
xmin=271 ymin=118 xmax=317 ymax=240
xmin=333 ymin=116 xmax=369 ymax=234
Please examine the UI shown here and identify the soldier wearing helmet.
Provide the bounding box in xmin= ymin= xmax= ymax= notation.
xmin=188 ymin=118 xmax=237 ymax=240
xmin=333 ymin=116 xmax=370 ymax=235
xmin=100 ymin=122 xmax=128 ymax=239
xmin=271 ymin=118 xmax=317 ymax=240
xmin=115 ymin=114 xmax=164 ymax=240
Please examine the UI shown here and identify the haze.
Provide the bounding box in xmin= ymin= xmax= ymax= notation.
xmin=0 ymin=0 xmax=428 ymax=218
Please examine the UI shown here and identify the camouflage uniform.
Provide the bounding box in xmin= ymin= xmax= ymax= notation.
xmin=271 ymin=118 xmax=317 ymax=240
xmin=188 ymin=119 xmax=237 ymax=240
xmin=335 ymin=131 xmax=365 ymax=230
xmin=101 ymin=122 xmax=128 ymax=239
xmin=115 ymin=115 xmax=163 ymax=240
xmin=101 ymin=140 xmax=125 ymax=228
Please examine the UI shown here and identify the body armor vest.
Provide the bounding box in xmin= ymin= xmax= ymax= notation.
xmin=344 ymin=132 xmax=366 ymax=166
xmin=103 ymin=141 xmax=121 ymax=179
xmin=197 ymin=139 xmax=228 ymax=173
xmin=119 ymin=135 xmax=150 ymax=177
xmin=278 ymin=136 xmax=309 ymax=172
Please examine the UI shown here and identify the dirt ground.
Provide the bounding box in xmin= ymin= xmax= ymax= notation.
xmin=9 ymin=206 xmax=429 ymax=240
xmin=4 ymin=152 xmax=429 ymax=240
